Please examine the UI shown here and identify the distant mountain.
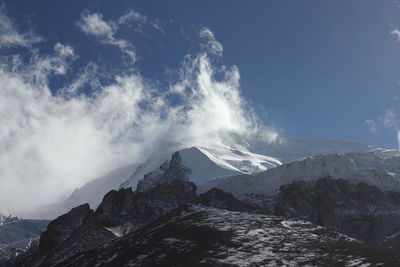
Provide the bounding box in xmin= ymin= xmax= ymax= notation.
xmin=205 ymin=152 xmax=400 ymax=195
xmin=0 ymin=214 xmax=48 ymax=263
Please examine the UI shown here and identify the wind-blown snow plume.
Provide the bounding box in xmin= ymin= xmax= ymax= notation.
xmin=0 ymin=9 xmax=275 ymax=216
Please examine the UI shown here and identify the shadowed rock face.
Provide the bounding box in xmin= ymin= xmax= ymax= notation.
xmin=20 ymin=179 xmax=198 ymax=267
xmin=273 ymin=177 xmax=400 ymax=245
xmin=39 ymin=204 xmax=92 ymax=253
xmin=95 ymin=179 xmax=197 ymax=228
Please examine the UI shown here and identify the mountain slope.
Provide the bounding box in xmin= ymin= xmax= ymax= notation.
xmin=272 ymin=177 xmax=400 ymax=245
xmin=57 ymin=204 xmax=400 ymax=267
xmin=242 ymin=135 xmax=397 ymax=162
xmin=205 ymin=152 xmax=400 ymax=195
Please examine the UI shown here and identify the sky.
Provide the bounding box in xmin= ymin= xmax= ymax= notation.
xmin=3 ymin=0 xmax=400 ymax=147
xmin=1 ymin=0 xmax=400 ymax=215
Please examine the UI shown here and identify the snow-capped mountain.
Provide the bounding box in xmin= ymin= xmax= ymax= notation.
xmin=120 ymin=145 xmax=282 ymax=190
xmin=34 ymin=134 xmax=398 ymax=220
xmin=119 ymin=134 xmax=395 ymax=193
xmin=205 ymin=152 xmax=400 ymax=195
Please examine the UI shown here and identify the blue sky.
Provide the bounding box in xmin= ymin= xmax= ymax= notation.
xmin=3 ymin=0 xmax=400 ymax=149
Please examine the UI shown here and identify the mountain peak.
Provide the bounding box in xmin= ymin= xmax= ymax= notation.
xmin=0 ymin=213 xmax=17 ymax=226
xmin=136 ymin=151 xmax=191 ymax=192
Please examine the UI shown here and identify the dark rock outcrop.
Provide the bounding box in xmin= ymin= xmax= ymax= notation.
xmin=21 ymin=179 xmax=198 ymax=266
xmin=95 ymin=179 xmax=197 ymax=230
xmin=39 ymin=204 xmax=92 ymax=253
xmin=198 ymin=187 xmax=264 ymax=213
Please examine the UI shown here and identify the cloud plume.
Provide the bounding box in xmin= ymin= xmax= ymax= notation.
xmin=0 ymin=9 xmax=273 ymax=217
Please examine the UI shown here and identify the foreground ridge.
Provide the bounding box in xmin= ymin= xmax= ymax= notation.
xmin=59 ymin=204 xmax=400 ymax=267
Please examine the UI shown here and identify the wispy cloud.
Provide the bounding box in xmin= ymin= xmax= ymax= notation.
xmin=391 ymin=29 xmax=400 ymax=41
xmin=366 ymin=108 xmax=400 ymax=149
xmin=366 ymin=109 xmax=399 ymax=133
xmin=365 ymin=119 xmax=377 ymax=133
xmin=0 ymin=21 xmax=274 ymax=217
xmin=199 ymin=27 xmax=223 ymax=56
xmin=383 ymin=109 xmax=398 ymax=128
xmin=77 ymin=12 xmax=136 ymax=61
xmin=152 ymin=19 xmax=165 ymax=34
xmin=0 ymin=5 xmax=41 ymax=48
xmin=118 ymin=9 xmax=147 ymax=28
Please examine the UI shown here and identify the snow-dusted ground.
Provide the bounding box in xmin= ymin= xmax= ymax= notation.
xmin=58 ymin=204 xmax=400 ymax=266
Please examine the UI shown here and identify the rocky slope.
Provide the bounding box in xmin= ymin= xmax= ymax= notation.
xmin=55 ymin=204 xmax=400 ymax=267
xmin=272 ymin=177 xmax=400 ymax=245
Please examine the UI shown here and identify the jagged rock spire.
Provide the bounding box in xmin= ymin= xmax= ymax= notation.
xmin=136 ymin=151 xmax=191 ymax=192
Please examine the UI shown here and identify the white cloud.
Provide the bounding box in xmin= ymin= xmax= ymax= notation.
xmin=383 ymin=109 xmax=398 ymax=128
xmin=199 ymin=27 xmax=223 ymax=56
xmin=78 ymin=12 xmax=115 ymax=38
xmin=0 ymin=5 xmax=41 ymax=48
xmin=0 ymin=18 xmax=275 ymax=217
xmin=391 ymin=29 xmax=400 ymax=41
xmin=118 ymin=9 xmax=147 ymax=27
xmin=367 ymin=109 xmax=400 ymax=149
xmin=152 ymin=19 xmax=165 ymax=34
xmin=54 ymin=43 xmax=76 ymax=58
xmin=365 ymin=119 xmax=377 ymax=133
xmin=77 ymin=12 xmax=136 ymax=61
xmin=61 ymin=62 xmax=99 ymax=96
